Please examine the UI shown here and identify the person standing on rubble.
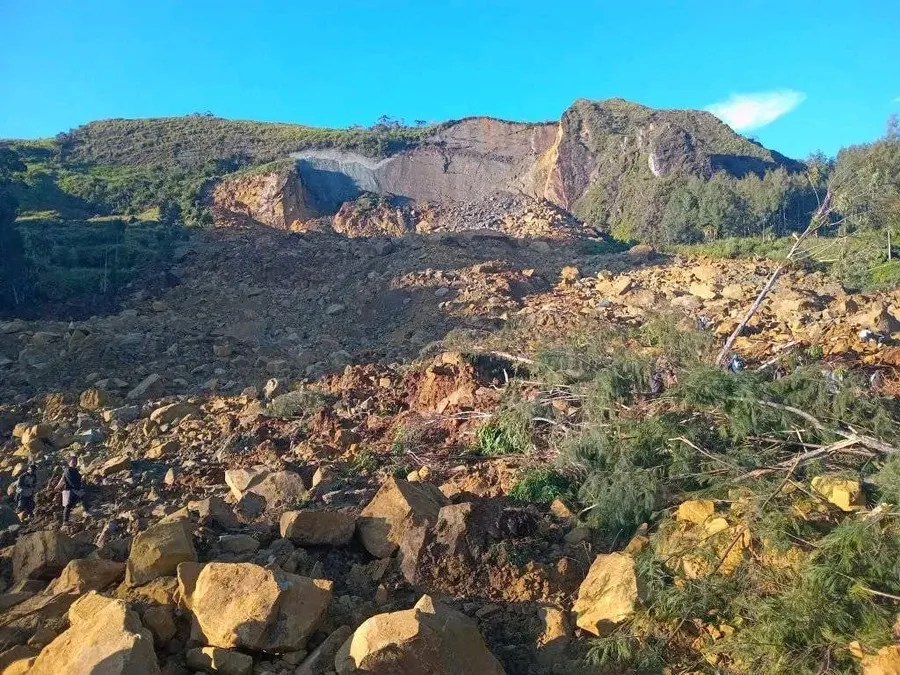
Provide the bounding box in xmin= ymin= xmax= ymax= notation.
xmin=14 ymin=464 xmax=37 ymax=520
xmin=55 ymin=455 xmax=84 ymax=524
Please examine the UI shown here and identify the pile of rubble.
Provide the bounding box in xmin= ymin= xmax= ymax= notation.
xmin=2 ymin=219 xmax=900 ymax=674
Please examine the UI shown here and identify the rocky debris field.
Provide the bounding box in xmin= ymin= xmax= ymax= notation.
xmin=1 ymin=211 xmax=900 ymax=675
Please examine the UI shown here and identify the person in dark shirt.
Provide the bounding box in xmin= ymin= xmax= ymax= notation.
xmin=15 ymin=465 xmax=37 ymax=519
xmin=55 ymin=456 xmax=83 ymax=524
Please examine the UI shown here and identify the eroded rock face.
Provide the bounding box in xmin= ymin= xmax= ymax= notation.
xmin=211 ymin=168 xmax=314 ymax=229
xmin=28 ymin=592 xmax=159 ymax=675
xmin=334 ymin=594 xmax=505 ymax=675
xmin=356 ymin=477 xmax=448 ymax=558
xmin=125 ymin=520 xmax=197 ymax=587
xmin=178 ymin=561 xmax=333 ymax=653
xmin=572 ymin=553 xmax=642 ymax=636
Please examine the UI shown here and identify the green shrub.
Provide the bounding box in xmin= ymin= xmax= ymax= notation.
xmin=476 ymin=411 xmax=531 ymax=456
xmin=509 ymin=468 xmax=571 ymax=504
xmin=264 ymin=389 xmax=327 ymax=419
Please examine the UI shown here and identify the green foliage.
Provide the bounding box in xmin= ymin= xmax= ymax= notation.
xmin=566 ymin=98 xmax=817 ymax=246
xmin=0 ymin=150 xmax=30 ymax=312
xmin=868 ymin=259 xmax=900 ymax=288
xmin=872 ymin=454 xmax=900 ymax=504
xmin=586 ymin=630 xmax=666 ymax=673
xmin=350 ymin=449 xmax=379 ymax=474
xmin=509 ymin=468 xmax=571 ymax=504
xmin=14 ymin=217 xmax=180 ymax=305
xmin=725 ymin=513 xmax=900 ymax=673
xmin=264 ymin=389 xmax=328 ymax=419
xmin=5 ymin=115 xmax=439 ymax=227
xmin=475 ymin=404 xmax=533 ymax=456
xmin=57 ymin=115 xmax=439 ymax=168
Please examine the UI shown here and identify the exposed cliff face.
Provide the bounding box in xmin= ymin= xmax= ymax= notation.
xmin=210 ymin=99 xmax=803 ymax=231
xmin=209 ymin=169 xmax=313 ymax=229
xmin=292 ymin=117 xmax=558 ymax=212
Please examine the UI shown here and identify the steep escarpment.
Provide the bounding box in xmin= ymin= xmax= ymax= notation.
xmin=8 ymin=98 xmax=812 ymax=242
xmin=209 ymin=99 xmax=807 ymax=239
xmin=292 ymin=117 xmax=558 ymax=212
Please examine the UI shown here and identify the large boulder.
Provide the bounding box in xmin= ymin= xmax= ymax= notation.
xmin=185 ymin=646 xmax=252 ymax=675
xmin=334 ymin=594 xmax=505 ymax=674
xmin=149 ymin=402 xmax=199 ymax=425
xmin=572 ymin=553 xmax=642 ymax=636
xmin=28 ymin=592 xmax=159 ymax=675
xmin=863 ymin=644 xmax=900 ymax=675
xmin=125 ymin=520 xmax=197 ymax=587
xmin=46 ymin=558 xmax=125 ymax=595
xmin=811 ymin=475 xmax=865 ymax=511
xmin=187 ymin=496 xmax=240 ymax=530
xmin=224 ymin=468 xmax=307 ymax=510
xmin=357 ymin=477 xmax=448 ymax=558
xmin=297 ymin=625 xmax=353 ymax=675
xmin=12 ymin=531 xmax=78 ymax=582
xmin=280 ymin=510 xmax=356 ymax=546
xmin=178 ymin=561 xmax=332 ymax=653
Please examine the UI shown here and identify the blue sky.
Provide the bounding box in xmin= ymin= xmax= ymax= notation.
xmin=1 ymin=0 xmax=897 ymax=158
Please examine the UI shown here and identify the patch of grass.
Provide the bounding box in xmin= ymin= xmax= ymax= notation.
xmin=264 ymin=389 xmax=328 ymax=419
xmin=868 ymin=259 xmax=900 ymax=288
xmin=476 ymin=408 xmax=532 ymax=456
xmin=872 ymin=454 xmax=900 ymax=504
xmin=509 ymin=468 xmax=571 ymax=504
xmin=350 ymin=448 xmax=379 ymax=474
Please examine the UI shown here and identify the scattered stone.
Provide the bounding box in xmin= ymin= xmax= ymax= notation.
xmin=128 ymin=373 xmax=163 ymax=400
xmin=28 ymin=592 xmax=159 ymax=675
xmin=676 ymin=499 xmax=716 ymax=525
xmin=187 ymin=497 xmax=239 ymax=530
xmin=46 ymin=558 xmax=125 ymax=595
xmin=79 ymin=388 xmax=108 ymax=411
xmin=357 ymin=477 xmax=448 ymax=558
xmin=811 ymin=475 xmax=865 ymax=511
xmin=296 ymin=625 xmax=353 ymax=675
xmin=186 ymin=646 xmax=252 ymax=675
xmin=863 ymin=644 xmax=900 ymax=675
xmin=280 ymin=511 xmax=356 ymax=546
xmin=98 ymin=454 xmax=132 ymax=477
xmin=178 ymin=561 xmax=333 ymax=653
xmin=125 ymin=520 xmax=197 ymax=587
xmin=334 ymin=594 xmax=505 ymax=674
xmin=146 ymin=439 xmax=179 ymax=459
xmin=142 ymin=604 xmax=177 ymax=645
xmin=572 ymin=553 xmax=641 ymax=636
xmin=150 ymin=402 xmax=200 ymax=425
xmin=218 ymin=534 xmax=259 ymax=555
xmin=12 ymin=530 xmax=78 ymax=582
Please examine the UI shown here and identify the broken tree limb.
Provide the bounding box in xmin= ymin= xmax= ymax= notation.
xmin=758 ymin=400 xmax=900 ymax=456
xmin=715 ymin=190 xmax=834 ymax=366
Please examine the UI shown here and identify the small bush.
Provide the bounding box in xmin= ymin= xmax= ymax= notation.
xmin=264 ymin=389 xmax=327 ymax=419
xmin=474 ymin=403 xmax=533 ymax=456
xmin=509 ymin=468 xmax=571 ymax=504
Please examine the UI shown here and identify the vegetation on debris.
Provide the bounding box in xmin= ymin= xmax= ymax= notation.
xmin=471 ymin=313 xmax=900 ymax=673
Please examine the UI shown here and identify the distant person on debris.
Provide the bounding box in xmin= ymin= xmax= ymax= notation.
xmin=55 ymin=456 xmax=83 ymax=524
xmin=15 ymin=465 xmax=37 ymax=520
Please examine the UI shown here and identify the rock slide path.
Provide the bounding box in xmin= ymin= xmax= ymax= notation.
xmin=0 ymin=219 xmax=899 ymax=674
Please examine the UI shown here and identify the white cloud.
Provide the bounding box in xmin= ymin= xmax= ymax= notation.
xmin=706 ymin=90 xmax=806 ymax=131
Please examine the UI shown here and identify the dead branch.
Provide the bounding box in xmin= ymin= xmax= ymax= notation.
xmin=715 ymin=190 xmax=834 ymax=366
xmin=758 ymin=400 xmax=900 ymax=455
